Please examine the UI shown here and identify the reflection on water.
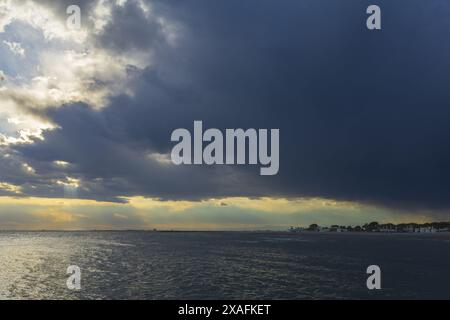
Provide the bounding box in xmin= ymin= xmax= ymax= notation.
xmin=1 ymin=231 xmax=450 ymax=299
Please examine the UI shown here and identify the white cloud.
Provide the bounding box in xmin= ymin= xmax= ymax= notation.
xmin=0 ymin=0 xmax=174 ymax=145
xmin=0 ymin=181 xmax=21 ymax=194
xmin=2 ymin=40 xmax=25 ymax=57
xmin=0 ymin=0 xmax=87 ymax=42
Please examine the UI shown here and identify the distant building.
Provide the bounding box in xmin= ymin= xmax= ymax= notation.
xmin=289 ymin=226 xmax=304 ymax=233
xmin=330 ymin=226 xmax=347 ymax=232
xmin=416 ymin=226 xmax=437 ymax=233
xmin=289 ymin=222 xmax=450 ymax=234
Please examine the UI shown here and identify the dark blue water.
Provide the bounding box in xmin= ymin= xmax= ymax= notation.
xmin=1 ymin=231 xmax=449 ymax=299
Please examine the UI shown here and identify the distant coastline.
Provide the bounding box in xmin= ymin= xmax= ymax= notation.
xmin=2 ymin=221 xmax=450 ymax=233
xmin=289 ymin=222 xmax=450 ymax=234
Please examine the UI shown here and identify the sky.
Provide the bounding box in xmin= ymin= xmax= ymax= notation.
xmin=0 ymin=0 xmax=450 ymax=230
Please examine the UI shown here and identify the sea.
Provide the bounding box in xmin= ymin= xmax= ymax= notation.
xmin=0 ymin=231 xmax=449 ymax=300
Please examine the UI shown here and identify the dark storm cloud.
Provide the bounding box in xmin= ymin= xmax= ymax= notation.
xmin=97 ymin=1 xmax=171 ymax=52
xmin=6 ymin=0 xmax=450 ymax=211
xmin=15 ymin=103 xmax=269 ymax=202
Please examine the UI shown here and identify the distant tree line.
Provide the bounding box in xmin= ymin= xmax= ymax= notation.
xmin=299 ymin=221 xmax=450 ymax=232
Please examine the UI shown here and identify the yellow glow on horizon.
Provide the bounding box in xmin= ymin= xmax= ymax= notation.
xmin=0 ymin=195 xmax=365 ymax=213
xmin=208 ymin=197 xmax=364 ymax=214
xmin=0 ymin=196 xmax=122 ymax=207
xmin=124 ymin=196 xmax=366 ymax=214
xmin=126 ymin=196 xmax=198 ymax=212
xmin=33 ymin=208 xmax=75 ymax=223
xmin=0 ymin=195 xmax=436 ymax=230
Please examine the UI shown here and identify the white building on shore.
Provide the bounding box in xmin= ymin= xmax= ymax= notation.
xmin=415 ymin=226 xmax=437 ymax=233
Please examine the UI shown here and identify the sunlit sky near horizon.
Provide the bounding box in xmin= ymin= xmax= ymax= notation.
xmin=1 ymin=0 xmax=450 ymax=230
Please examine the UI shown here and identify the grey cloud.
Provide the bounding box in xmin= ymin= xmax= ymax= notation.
xmin=2 ymin=0 xmax=450 ymax=213
xmin=97 ymin=0 xmax=171 ymax=52
xmin=12 ymin=103 xmax=269 ymax=202
xmin=38 ymin=0 xmax=175 ymax=53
